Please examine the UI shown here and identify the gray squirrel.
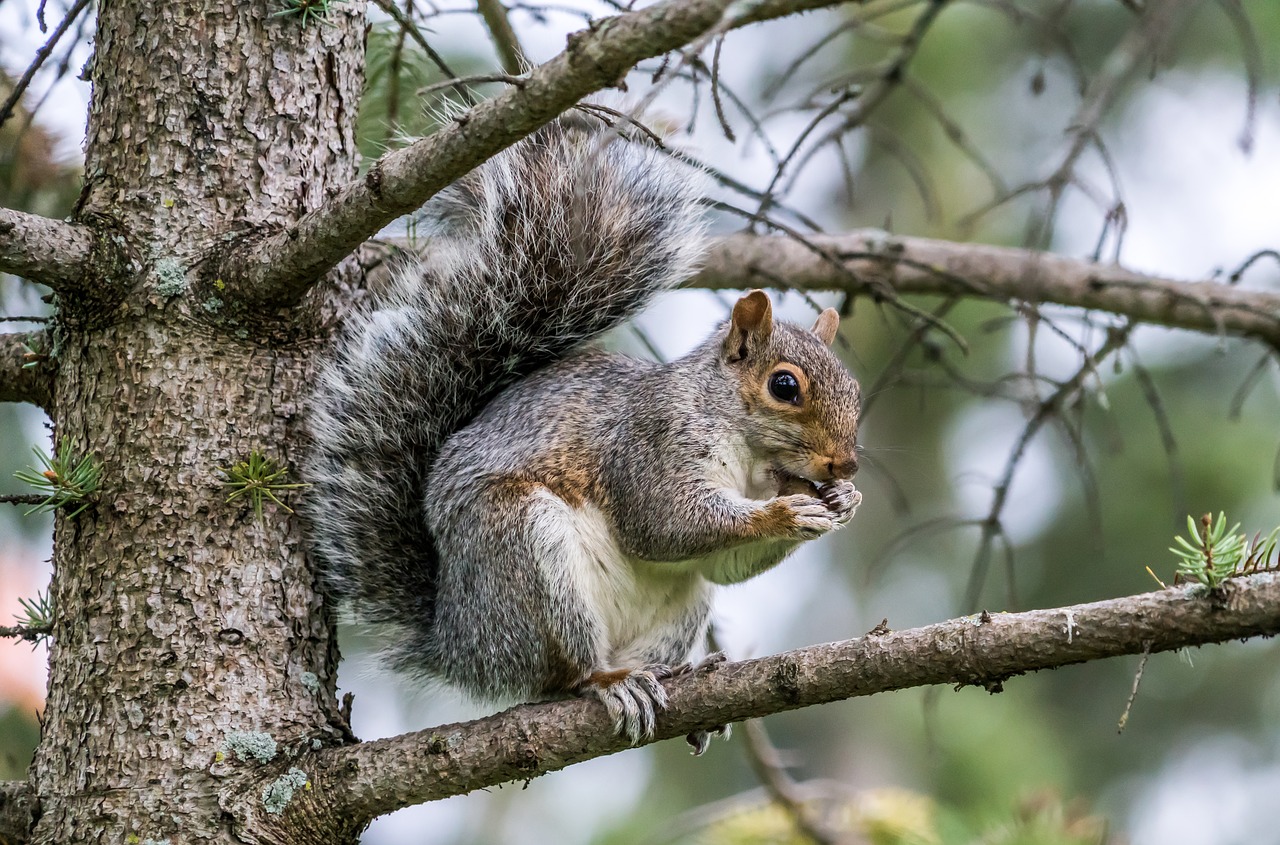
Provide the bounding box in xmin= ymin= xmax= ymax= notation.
xmin=304 ymin=115 xmax=863 ymax=748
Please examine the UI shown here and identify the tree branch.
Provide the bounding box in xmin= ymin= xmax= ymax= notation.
xmin=477 ymin=0 xmax=528 ymax=75
xmin=0 ymin=330 xmax=55 ymax=412
xmin=0 ymin=780 xmax=35 ymax=845
xmin=220 ymin=0 xmax=856 ymax=308
xmin=0 ymin=208 xmax=93 ymax=292
xmin=689 ymin=232 xmax=1280 ymax=347
xmin=372 ymin=229 xmax=1280 ymax=345
xmin=296 ymin=574 xmax=1280 ymax=829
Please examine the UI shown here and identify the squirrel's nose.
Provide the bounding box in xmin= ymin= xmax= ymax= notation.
xmin=828 ymin=453 xmax=859 ymax=479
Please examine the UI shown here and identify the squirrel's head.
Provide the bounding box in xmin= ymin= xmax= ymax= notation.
xmin=720 ymin=290 xmax=862 ymax=486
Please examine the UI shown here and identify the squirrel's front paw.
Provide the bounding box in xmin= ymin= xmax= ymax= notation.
xmin=581 ymin=667 xmax=669 ymax=744
xmin=819 ymin=480 xmax=862 ymax=526
xmin=766 ymin=493 xmax=840 ymax=540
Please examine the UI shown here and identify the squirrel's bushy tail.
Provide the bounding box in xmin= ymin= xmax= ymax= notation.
xmin=304 ymin=116 xmax=705 ymax=630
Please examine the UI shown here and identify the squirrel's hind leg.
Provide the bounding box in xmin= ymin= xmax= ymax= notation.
xmin=427 ymin=478 xmax=604 ymax=702
xmin=576 ymin=598 xmax=713 ymax=745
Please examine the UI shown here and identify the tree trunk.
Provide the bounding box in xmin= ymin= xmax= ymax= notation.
xmin=29 ymin=3 xmax=365 ymax=842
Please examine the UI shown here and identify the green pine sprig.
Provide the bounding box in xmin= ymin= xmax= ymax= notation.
xmin=13 ymin=438 xmax=102 ymax=517
xmin=18 ymin=589 xmax=53 ymax=632
xmin=21 ymin=338 xmax=48 ymax=369
xmin=218 ymin=451 xmax=308 ymax=521
xmin=272 ymin=0 xmax=335 ymax=27
xmin=1166 ymin=512 xmax=1280 ymax=590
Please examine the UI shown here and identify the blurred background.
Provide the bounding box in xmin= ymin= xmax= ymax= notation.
xmin=2 ymin=1 xmax=1280 ymax=843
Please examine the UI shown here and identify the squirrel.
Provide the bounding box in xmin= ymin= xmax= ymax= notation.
xmin=304 ymin=115 xmax=863 ymax=750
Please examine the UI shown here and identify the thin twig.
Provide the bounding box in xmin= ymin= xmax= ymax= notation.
xmin=477 ymin=0 xmax=529 ymax=75
xmin=964 ymin=325 xmax=1132 ymax=611
xmin=1116 ymin=641 xmax=1153 ymax=733
xmin=1023 ymin=0 xmax=1199 ymax=246
xmin=0 ymin=494 xmax=46 ymax=506
xmin=369 ymin=0 xmax=475 ymax=106
xmin=741 ymin=720 xmax=850 ymax=845
xmin=417 ymin=73 xmax=527 ymax=95
xmin=1210 ymin=0 xmax=1261 ymax=152
xmin=0 ymin=621 xmax=51 ymax=642
xmin=0 ymin=0 xmax=94 ymax=131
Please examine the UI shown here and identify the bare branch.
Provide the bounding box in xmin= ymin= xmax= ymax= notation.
xmin=964 ymin=325 xmax=1132 ymax=611
xmin=477 ymin=0 xmax=529 ymax=75
xmin=0 ymin=0 xmax=94 ymax=131
xmin=0 ymin=779 xmax=35 ymax=845
xmin=219 ymin=0 xmax=857 ymax=308
xmin=1019 ymin=0 xmax=1199 ymax=246
xmin=0 ymin=330 xmax=55 ymax=412
xmin=741 ymin=719 xmax=849 ymax=845
xmin=689 ymin=232 xmax=1280 ymax=347
xmin=293 ymin=574 xmax=1280 ymax=828
xmin=0 ymin=208 xmax=93 ymax=292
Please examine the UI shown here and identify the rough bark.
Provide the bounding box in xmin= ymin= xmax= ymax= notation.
xmin=689 ymin=232 xmax=1280 ymax=346
xmin=0 ymin=780 xmax=36 ymax=845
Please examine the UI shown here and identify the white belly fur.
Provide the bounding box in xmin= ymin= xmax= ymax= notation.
xmin=563 ymin=503 xmax=706 ymax=665
xmin=553 ymin=436 xmax=793 ymax=664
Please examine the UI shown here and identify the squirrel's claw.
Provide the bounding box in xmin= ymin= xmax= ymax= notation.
xmin=686 ymin=723 xmax=732 ymax=756
xmin=670 ymin=651 xmax=728 ymax=677
xmin=770 ymin=494 xmax=840 ymax=539
xmin=584 ymin=668 xmax=669 ymax=745
xmin=670 ymin=654 xmax=731 ymax=754
xmin=820 ymin=480 xmax=862 ymax=526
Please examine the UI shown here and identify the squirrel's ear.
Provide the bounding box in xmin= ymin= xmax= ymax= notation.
xmin=811 ymin=308 xmax=840 ymax=346
xmin=724 ymin=290 xmax=774 ymax=362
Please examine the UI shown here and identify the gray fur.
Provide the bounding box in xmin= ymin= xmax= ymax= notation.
xmin=305 ymin=117 xmax=705 ymax=635
xmin=305 ymin=118 xmax=863 ymax=745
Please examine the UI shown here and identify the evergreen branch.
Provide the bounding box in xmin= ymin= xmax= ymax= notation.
xmin=219 ymin=0 xmax=861 ymax=308
xmin=14 ymin=438 xmax=101 ymax=517
xmin=0 ymin=208 xmax=93 ymax=293
xmin=284 ymin=574 xmax=1280 ymax=832
xmin=0 ymin=780 xmax=35 ymax=845
xmin=0 ymin=330 xmax=55 ymax=412
xmin=688 ymin=232 xmax=1280 ymax=348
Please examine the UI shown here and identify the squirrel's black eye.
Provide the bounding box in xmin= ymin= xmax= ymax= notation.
xmin=768 ymin=371 xmax=801 ymax=404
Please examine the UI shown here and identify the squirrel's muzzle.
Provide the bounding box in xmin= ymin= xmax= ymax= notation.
xmin=828 ymin=453 xmax=859 ymax=479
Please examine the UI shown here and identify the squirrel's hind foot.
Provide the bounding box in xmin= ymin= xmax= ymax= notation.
xmin=686 ymin=724 xmax=731 ymax=756
xmin=582 ymin=655 xmax=731 ymax=751
xmin=581 ymin=666 xmax=672 ymax=745
xmin=672 ymin=652 xmax=731 ymax=755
